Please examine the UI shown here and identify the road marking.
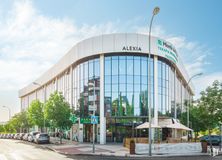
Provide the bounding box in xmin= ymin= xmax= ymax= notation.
xmin=0 ymin=154 xmax=7 ymax=160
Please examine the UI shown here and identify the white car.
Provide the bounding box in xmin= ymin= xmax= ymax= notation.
xmin=28 ymin=131 xmax=40 ymax=142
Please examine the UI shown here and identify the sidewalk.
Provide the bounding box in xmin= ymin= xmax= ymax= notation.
xmin=43 ymin=137 xmax=211 ymax=158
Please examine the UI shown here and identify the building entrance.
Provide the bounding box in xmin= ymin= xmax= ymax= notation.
xmin=106 ymin=117 xmax=149 ymax=143
xmin=83 ymin=124 xmax=97 ymax=142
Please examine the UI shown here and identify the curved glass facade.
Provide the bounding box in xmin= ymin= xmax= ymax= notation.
xmin=104 ymin=55 xmax=154 ymax=117
xmin=73 ymin=58 xmax=100 ymax=117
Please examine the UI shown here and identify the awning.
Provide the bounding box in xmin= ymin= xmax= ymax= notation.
xmin=163 ymin=123 xmax=193 ymax=131
xmin=136 ymin=122 xmax=161 ymax=129
xmin=159 ymin=118 xmax=193 ymax=131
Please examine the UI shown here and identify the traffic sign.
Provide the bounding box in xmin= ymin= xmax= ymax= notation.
xmin=91 ymin=116 xmax=98 ymax=124
xmin=89 ymin=105 xmax=97 ymax=111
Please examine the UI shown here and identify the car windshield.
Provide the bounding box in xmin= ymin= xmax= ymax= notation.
xmin=40 ymin=134 xmax=48 ymax=137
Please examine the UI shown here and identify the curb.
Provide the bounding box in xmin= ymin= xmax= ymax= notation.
xmin=44 ymin=146 xmax=210 ymax=159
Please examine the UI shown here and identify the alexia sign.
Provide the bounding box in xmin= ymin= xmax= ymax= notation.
xmin=122 ymin=46 xmax=142 ymax=51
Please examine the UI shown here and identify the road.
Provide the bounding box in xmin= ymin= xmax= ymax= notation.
xmin=0 ymin=139 xmax=221 ymax=160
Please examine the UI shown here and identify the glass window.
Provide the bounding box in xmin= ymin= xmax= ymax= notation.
xmin=134 ymin=58 xmax=140 ymax=76
xmin=141 ymin=59 xmax=148 ymax=76
xmin=127 ymin=75 xmax=133 ymax=84
xmin=119 ymin=75 xmax=126 ymax=84
xmin=127 ymin=58 xmax=134 ymax=75
xmin=127 ymin=84 xmax=133 ymax=92
xmin=105 ymin=58 xmax=111 ymax=75
xmin=112 ymin=59 xmax=118 ymax=76
xmin=105 ymin=75 xmax=111 ymax=84
xmin=134 ymin=76 xmax=140 ymax=84
xmin=119 ymin=57 xmax=126 ymax=75
xmin=89 ymin=60 xmax=94 ymax=78
xmin=112 ymin=75 xmax=118 ymax=84
xmin=95 ymin=59 xmax=100 ymax=77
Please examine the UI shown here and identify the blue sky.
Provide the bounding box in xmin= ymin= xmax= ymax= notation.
xmin=0 ymin=0 xmax=221 ymax=122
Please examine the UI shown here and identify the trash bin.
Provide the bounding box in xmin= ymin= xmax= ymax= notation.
xmin=201 ymin=140 xmax=208 ymax=153
xmin=129 ymin=139 xmax=135 ymax=154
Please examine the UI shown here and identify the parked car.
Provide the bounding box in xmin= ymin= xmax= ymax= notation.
xmin=34 ymin=133 xmax=50 ymax=144
xmin=28 ymin=131 xmax=40 ymax=142
xmin=11 ymin=134 xmax=15 ymax=139
xmin=23 ymin=133 xmax=30 ymax=141
xmin=200 ymin=135 xmax=221 ymax=145
xmin=14 ymin=133 xmax=20 ymax=139
xmin=0 ymin=133 xmax=5 ymax=138
xmin=18 ymin=133 xmax=25 ymax=140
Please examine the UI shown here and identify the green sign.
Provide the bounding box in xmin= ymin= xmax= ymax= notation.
xmin=157 ymin=39 xmax=178 ymax=64
xmin=80 ymin=117 xmax=91 ymax=124
xmin=69 ymin=114 xmax=78 ymax=124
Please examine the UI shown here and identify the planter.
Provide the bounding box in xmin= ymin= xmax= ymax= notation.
xmin=201 ymin=141 xmax=208 ymax=153
xmin=129 ymin=140 xmax=135 ymax=154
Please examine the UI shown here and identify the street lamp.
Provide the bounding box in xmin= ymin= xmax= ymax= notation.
xmin=33 ymin=82 xmax=46 ymax=132
xmin=88 ymin=76 xmax=96 ymax=153
xmin=2 ymin=106 xmax=11 ymax=120
xmin=186 ymin=73 xmax=203 ymax=128
xmin=88 ymin=76 xmax=97 ymax=153
xmin=148 ymin=6 xmax=160 ymax=156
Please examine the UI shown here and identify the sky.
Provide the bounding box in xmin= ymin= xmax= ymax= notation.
xmin=0 ymin=0 xmax=222 ymax=122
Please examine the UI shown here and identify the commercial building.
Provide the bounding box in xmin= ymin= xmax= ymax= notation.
xmin=19 ymin=33 xmax=194 ymax=144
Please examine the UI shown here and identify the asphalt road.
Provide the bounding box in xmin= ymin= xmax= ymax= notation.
xmin=0 ymin=139 xmax=221 ymax=160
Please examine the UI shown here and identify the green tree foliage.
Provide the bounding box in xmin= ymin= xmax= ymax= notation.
xmin=198 ymin=80 xmax=222 ymax=152
xmin=5 ymin=111 xmax=31 ymax=133
xmin=0 ymin=125 xmax=4 ymax=133
xmin=180 ymin=105 xmax=206 ymax=141
xmin=45 ymin=91 xmax=72 ymax=130
xmin=28 ymin=100 xmax=44 ymax=129
xmin=199 ymin=80 xmax=222 ymax=130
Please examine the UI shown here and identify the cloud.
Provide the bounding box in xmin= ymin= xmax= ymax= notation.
xmin=193 ymin=72 xmax=222 ymax=98
xmin=0 ymin=0 xmax=118 ymax=92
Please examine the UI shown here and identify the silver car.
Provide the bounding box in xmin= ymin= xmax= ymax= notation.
xmin=34 ymin=133 xmax=50 ymax=144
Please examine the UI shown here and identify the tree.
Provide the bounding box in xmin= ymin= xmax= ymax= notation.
xmin=28 ymin=100 xmax=44 ymax=131
xmin=45 ymin=91 xmax=72 ymax=143
xmin=6 ymin=111 xmax=32 ymax=133
xmin=198 ymin=80 xmax=222 ymax=153
xmin=180 ymin=105 xmax=206 ymax=142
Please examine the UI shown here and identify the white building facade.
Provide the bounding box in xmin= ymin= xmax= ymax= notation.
xmin=19 ymin=33 xmax=194 ymax=144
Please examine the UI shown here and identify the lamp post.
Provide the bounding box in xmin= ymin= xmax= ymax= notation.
xmin=88 ymin=75 xmax=96 ymax=153
xmin=186 ymin=73 xmax=203 ymax=128
xmin=33 ymin=82 xmax=46 ymax=132
xmin=148 ymin=6 xmax=160 ymax=156
xmin=2 ymin=106 xmax=11 ymax=120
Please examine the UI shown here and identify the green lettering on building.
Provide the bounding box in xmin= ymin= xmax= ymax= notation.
xmin=157 ymin=39 xmax=178 ymax=64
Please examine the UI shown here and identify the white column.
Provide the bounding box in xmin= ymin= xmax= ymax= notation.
xmin=174 ymin=70 xmax=177 ymax=119
xmin=70 ymin=66 xmax=73 ymax=141
xmin=55 ymin=77 xmax=58 ymax=91
xmin=70 ymin=66 xmax=73 ymax=108
xmin=100 ymin=54 xmax=106 ymax=144
xmin=154 ymin=56 xmax=158 ymax=125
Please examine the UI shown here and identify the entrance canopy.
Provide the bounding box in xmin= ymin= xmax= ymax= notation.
xmin=136 ymin=122 xmax=161 ymax=129
xmin=159 ymin=118 xmax=193 ymax=131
